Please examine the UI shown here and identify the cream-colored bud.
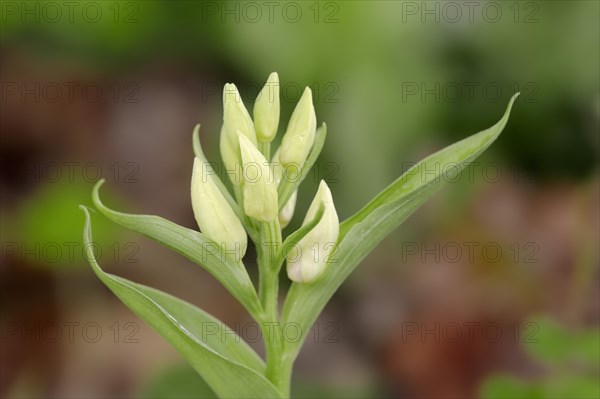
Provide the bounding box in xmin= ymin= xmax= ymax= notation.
xmin=254 ymin=72 xmax=280 ymax=142
xmin=191 ymin=157 xmax=247 ymax=259
xmin=238 ymin=133 xmax=278 ymax=222
xmin=272 ymin=147 xmax=297 ymax=227
xmin=221 ymin=84 xmax=256 ymax=185
xmin=279 ymin=190 xmax=297 ymax=228
xmin=219 ymin=124 xmax=240 ymax=184
xmin=278 ymin=87 xmax=316 ymax=172
xmin=223 ymin=83 xmax=256 ymax=144
xmin=287 ymin=180 xmax=339 ymax=283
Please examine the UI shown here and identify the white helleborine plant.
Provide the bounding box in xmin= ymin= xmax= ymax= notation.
xmin=82 ymin=72 xmax=519 ymax=399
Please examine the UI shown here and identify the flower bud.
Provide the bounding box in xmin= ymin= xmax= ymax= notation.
xmin=219 ymin=124 xmax=239 ymax=184
xmin=272 ymin=148 xmax=297 ymax=228
xmin=287 ymin=180 xmax=339 ymax=283
xmin=221 ymin=84 xmax=256 ymax=185
xmin=254 ymin=72 xmax=280 ymax=142
xmin=278 ymin=87 xmax=316 ymax=172
xmin=279 ymin=190 xmax=297 ymax=228
xmin=191 ymin=157 xmax=247 ymax=259
xmin=238 ymin=133 xmax=278 ymax=222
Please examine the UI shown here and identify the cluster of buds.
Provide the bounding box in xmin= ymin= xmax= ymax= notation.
xmin=191 ymin=73 xmax=339 ymax=283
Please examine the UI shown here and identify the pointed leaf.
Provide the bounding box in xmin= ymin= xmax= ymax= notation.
xmin=92 ymin=180 xmax=263 ymax=320
xmin=272 ymin=203 xmax=325 ymax=272
xmin=281 ymin=94 xmax=519 ymax=360
xmin=81 ymin=206 xmax=281 ymax=398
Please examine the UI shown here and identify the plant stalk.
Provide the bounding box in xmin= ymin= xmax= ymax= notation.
xmin=257 ymin=219 xmax=291 ymax=396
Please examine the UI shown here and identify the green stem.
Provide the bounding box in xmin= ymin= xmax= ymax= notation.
xmin=257 ymin=219 xmax=290 ymax=395
xmin=258 ymin=221 xmax=281 ymax=307
xmin=275 ymin=351 xmax=294 ymax=397
xmin=264 ymin=316 xmax=285 ymax=393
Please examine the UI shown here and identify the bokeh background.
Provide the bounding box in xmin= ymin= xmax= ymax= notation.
xmin=1 ymin=1 xmax=598 ymax=398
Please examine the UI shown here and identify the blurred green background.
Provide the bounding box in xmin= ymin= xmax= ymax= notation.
xmin=1 ymin=1 xmax=598 ymax=398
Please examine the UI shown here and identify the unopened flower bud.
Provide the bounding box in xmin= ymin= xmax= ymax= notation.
xmin=279 ymin=190 xmax=297 ymax=228
xmin=287 ymin=180 xmax=339 ymax=283
xmin=272 ymin=148 xmax=297 ymax=228
xmin=219 ymin=124 xmax=239 ymax=184
xmin=191 ymin=157 xmax=247 ymax=259
xmin=278 ymin=87 xmax=316 ymax=173
xmin=221 ymin=84 xmax=256 ymax=185
xmin=238 ymin=133 xmax=278 ymax=222
xmin=254 ymin=72 xmax=280 ymax=142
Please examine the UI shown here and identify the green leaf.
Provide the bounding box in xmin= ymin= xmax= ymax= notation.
xmin=481 ymin=373 xmax=600 ymax=399
xmin=140 ymin=363 xmax=216 ymax=398
xmin=480 ymin=375 xmax=544 ymax=399
xmin=480 ymin=372 xmax=600 ymax=399
xmin=281 ymin=94 xmax=519 ymax=360
xmin=278 ymin=123 xmax=327 ymax=210
xmin=523 ymin=316 xmax=572 ymax=366
xmin=574 ymin=327 xmax=600 ymax=366
xmin=544 ymin=373 xmax=600 ymax=398
xmin=273 ymin=203 xmax=325 ymax=271
xmin=81 ymin=206 xmax=281 ymax=399
xmin=91 ymin=180 xmax=263 ymax=321
xmin=524 ymin=315 xmax=600 ymax=368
